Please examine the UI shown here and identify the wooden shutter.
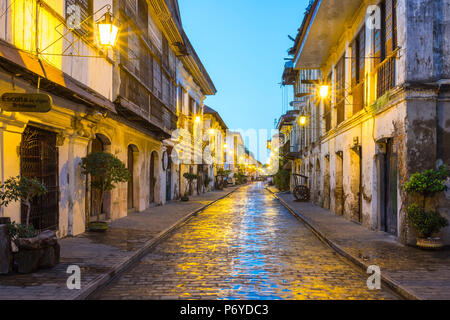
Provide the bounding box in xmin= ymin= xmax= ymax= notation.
xmin=335 ymin=56 xmax=345 ymax=125
xmin=358 ymin=27 xmax=365 ymax=83
xmin=385 ymin=0 xmax=394 ymax=57
xmin=351 ymin=40 xmax=358 ymax=87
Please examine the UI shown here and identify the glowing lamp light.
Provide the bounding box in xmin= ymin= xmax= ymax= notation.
xmin=208 ymin=128 xmax=215 ymax=135
xmin=223 ymin=143 xmax=228 ymax=149
xmin=97 ymin=12 xmax=119 ymax=47
xmin=195 ymin=116 xmax=201 ymax=123
xmin=319 ymin=85 xmax=329 ymax=99
xmin=299 ymin=115 xmax=307 ymax=126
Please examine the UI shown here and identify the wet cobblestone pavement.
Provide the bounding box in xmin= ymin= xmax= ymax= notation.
xmin=95 ymin=183 xmax=399 ymax=300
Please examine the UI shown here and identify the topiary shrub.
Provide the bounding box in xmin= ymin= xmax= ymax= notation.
xmin=81 ymin=152 xmax=130 ymax=222
xmin=273 ymin=169 xmax=290 ymax=192
xmin=404 ymin=165 xmax=449 ymax=239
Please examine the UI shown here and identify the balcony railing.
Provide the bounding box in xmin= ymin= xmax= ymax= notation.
xmin=376 ymin=51 xmax=397 ymax=98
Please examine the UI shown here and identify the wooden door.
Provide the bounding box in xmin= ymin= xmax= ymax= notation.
xmin=385 ymin=140 xmax=398 ymax=235
xmin=127 ymin=146 xmax=134 ymax=210
xmin=20 ymin=126 xmax=59 ymax=232
xmin=150 ymin=152 xmax=155 ymax=204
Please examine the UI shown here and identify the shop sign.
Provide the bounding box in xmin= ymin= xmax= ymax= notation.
xmin=1 ymin=93 xmax=52 ymax=113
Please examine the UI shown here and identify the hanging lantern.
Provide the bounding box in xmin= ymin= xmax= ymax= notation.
xmin=299 ymin=115 xmax=307 ymax=126
xmin=97 ymin=11 xmax=119 ymax=47
xmin=318 ymin=85 xmax=329 ymax=99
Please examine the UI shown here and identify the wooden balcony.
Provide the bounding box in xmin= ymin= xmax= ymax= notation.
xmin=116 ymin=66 xmax=177 ymax=139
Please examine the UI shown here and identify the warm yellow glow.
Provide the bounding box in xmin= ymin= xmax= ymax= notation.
xmin=97 ymin=12 xmax=119 ymax=46
xmin=319 ymin=85 xmax=329 ymax=99
xmin=223 ymin=143 xmax=228 ymax=149
xmin=208 ymin=128 xmax=215 ymax=135
xmin=299 ymin=115 xmax=307 ymax=126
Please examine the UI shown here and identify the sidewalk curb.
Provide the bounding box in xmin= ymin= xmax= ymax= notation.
xmin=74 ymin=187 xmax=241 ymax=300
xmin=265 ymin=187 xmax=420 ymax=301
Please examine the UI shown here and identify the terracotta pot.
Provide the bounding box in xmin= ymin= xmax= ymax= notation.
xmin=88 ymin=221 xmax=108 ymax=232
xmin=416 ymin=237 xmax=444 ymax=250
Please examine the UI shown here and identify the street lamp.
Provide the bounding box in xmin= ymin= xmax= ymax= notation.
xmin=318 ymin=85 xmax=329 ymax=99
xmin=208 ymin=128 xmax=215 ymax=135
xmin=195 ymin=116 xmax=201 ymax=123
xmin=97 ymin=11 xmax=119 ymax=47
xmin=299 ymin=115 xmax=307 ymax=126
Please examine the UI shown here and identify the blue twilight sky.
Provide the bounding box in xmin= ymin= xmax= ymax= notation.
xmin=178 ymin=0 xmax=308 ymax=161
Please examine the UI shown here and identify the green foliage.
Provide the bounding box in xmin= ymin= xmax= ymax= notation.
xmin=0 ymin=176 xmax=47 ymax=208
xmin=81 ymin=152 xmax=130 ymax=221
xmin=6 ymin=221 xmax=37 ymax=239
xmin=404 ymin=165 xmax=450 ymax=195
xmin=183 ymin=173 xmax=198 ymax=196
xmin=183 ymin=173 xmax=198 ymax=181
xmin=216 ymin=169 xmax=231 ymax=177
xmin=81 ymin=152 xmax=130 ymax=192
xmin=234 ymin=173 xmax=247 ymax=185
xmin=0 ymin=176 xmax=47 ymax=227
xmin=406 ymin=204 xmax=449 ymax=238
xmin=274 ymin=169 xmax=290 ymax=192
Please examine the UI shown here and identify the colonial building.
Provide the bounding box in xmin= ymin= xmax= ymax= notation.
xmin=282 ymin=0 xmax=450 ymax=245
xmin=0 ymin=0 xmax=213 ymax=237
xmin=174 ymin=36 xmax=216 ymax=198
xmin=203 ymin=106 xmax=228 ymax=188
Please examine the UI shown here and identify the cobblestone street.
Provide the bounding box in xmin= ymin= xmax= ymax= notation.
xmin=94 ymin=183 xmax=398 ymax=300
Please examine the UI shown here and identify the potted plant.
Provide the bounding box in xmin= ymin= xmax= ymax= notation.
xmin=216 ymin=170 xmax=231 ymax=190
xmin=404 ymin=165 xmax=449 ymax=249
xmin=81 ymin=152 xmax=130 ymax=232
xmin=181 ymin=173 xmax=197 ymax=201
xmin=0 ymin=176 xmax=60 ymax=273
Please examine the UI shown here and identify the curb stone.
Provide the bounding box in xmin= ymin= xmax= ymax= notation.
xmin=265 ymin=187 xmax=420 ymax=300
xmin=74 ymin=186 xmax=241 ymax=300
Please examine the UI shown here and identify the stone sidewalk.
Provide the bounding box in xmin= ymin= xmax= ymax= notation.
xmin=0 ymin=186 xmax=240 ymax=300
xmin=266 ymin=186 xmax=450 ymax=300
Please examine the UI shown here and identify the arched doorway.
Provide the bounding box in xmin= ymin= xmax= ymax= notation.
xmin=323 ymin=155 xmax=331 ymax=209
xmin=128 ymin=145 xmax=139 ymax=210
xmin=197 ymin=165 xmax=203 ymax=194
xmin=315 ymin=158 xmax=321 ymax=204
xmin=89 ymin=134 xmax=111 ymax=219
xmin=165 ymin=151 xmax=172 ymax=202
xmin=150 ymin=151 xmax=159 ymax=205
xmin=335 ymin=151 xmax=344 ymax=215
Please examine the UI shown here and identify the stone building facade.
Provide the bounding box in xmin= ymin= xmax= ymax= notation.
xmin=281 ymin=0 xmax=450 ymax=244
xmin=0 ymin=0 xmax=213 ymax=237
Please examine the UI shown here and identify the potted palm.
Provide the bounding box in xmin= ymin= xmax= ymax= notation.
xmin=81 ymin=152 xmax=130 ymax=232
xmin=181 ymin=173 xmax=197 ymax=201
xmin=404 ymin=165 xmax=449 ymax=249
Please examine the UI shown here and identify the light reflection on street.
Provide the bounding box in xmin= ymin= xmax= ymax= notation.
xmin=96 ymin=183 xmax=398 ymax=300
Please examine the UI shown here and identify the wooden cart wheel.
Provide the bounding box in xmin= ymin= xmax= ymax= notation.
xmin=293 ymin=185 xmax=310 ymax=202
